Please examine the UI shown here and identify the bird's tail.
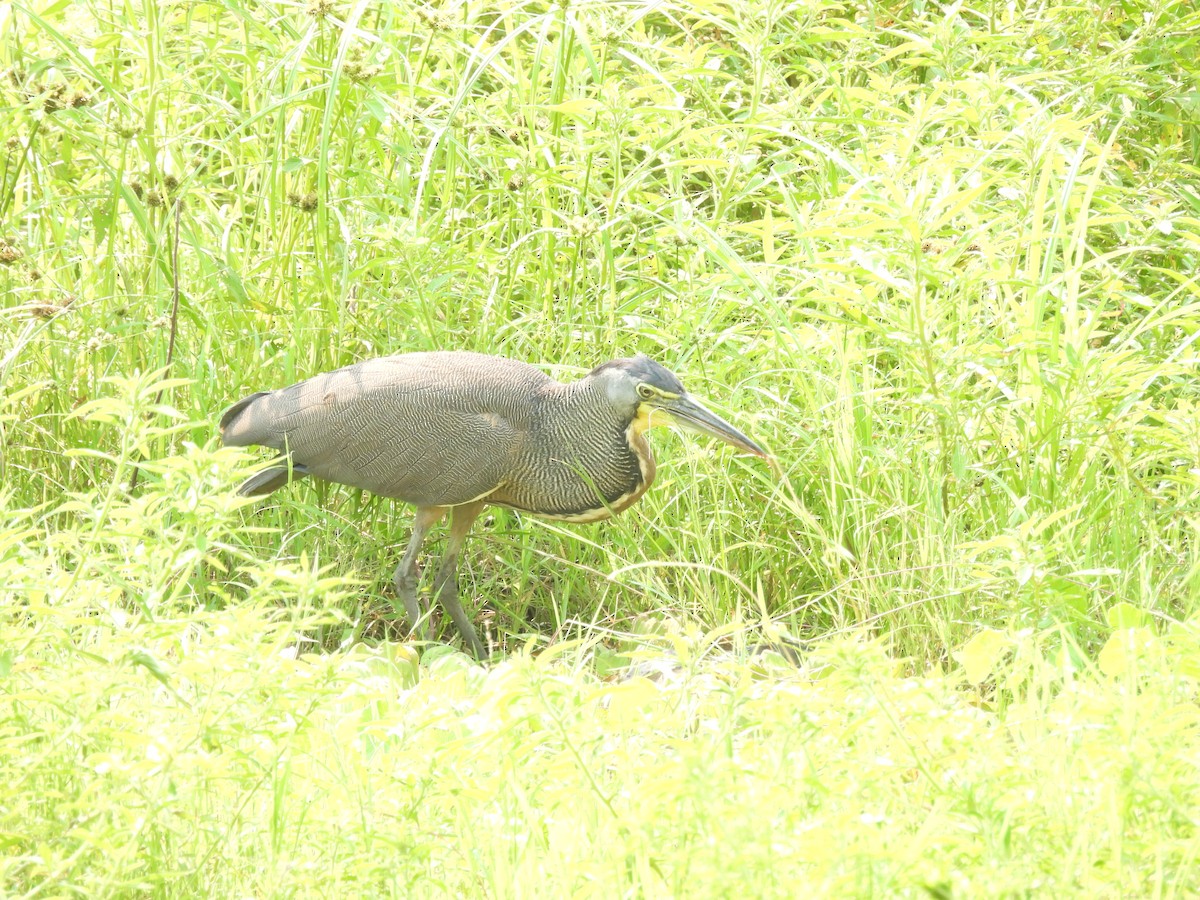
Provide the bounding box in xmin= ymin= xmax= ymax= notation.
xmin=219 ymin=391 xmax=271 ymax=445
xmin=220 ymin=391 xmax=310 ymax=496
xmin=236 ymin=458 xmax=310 ymax=497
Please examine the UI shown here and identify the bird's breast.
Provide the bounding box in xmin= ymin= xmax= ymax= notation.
xmin=486 ymin=407 xmax=657 ymax=522
xmin=555 ymin=414 xmax=656 ymax=522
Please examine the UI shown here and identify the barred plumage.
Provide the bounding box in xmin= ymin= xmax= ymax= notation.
xmin=220 ymin=351 xmax=767 ymax=658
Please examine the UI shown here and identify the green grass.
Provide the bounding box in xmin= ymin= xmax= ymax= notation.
xmin=2 ymin=0 xmax=1200 ymax=895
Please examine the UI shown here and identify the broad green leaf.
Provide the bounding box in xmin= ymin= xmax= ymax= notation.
xmin=955 ymin=629 xmax=1010 ymax=684
xmin=1105 ymin=602 xmax=1150 ymax=630
xmin=1098 ymin=627 xmax=1158 ymax=678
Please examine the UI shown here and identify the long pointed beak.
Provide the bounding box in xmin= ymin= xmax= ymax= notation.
xmin=659 ymin=394 xmax=769 ymax=458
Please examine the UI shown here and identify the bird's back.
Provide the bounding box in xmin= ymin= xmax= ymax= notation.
xmin=221 ymin=352 xmax=550 ymax=507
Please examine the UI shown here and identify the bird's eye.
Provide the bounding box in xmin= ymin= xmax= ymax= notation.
xmin=637 ymin=384 xmax=655 ymax=400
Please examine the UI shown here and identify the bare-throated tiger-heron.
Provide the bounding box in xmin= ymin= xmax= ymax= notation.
xmin=220 ymin=351 xmax=768 ymax=658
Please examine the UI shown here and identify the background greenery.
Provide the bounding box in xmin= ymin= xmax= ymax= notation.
xmin=2 ymin=0 xmax=1198 ymax=895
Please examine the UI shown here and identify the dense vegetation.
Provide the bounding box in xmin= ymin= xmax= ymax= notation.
xmin=2 ymin=0 xmax=1198 ymax=895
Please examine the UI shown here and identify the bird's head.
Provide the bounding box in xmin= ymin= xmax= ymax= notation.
xmin=589 ymin=354 xmax=769 ymax=458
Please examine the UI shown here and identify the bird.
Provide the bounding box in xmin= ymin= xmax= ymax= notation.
xmin=219 ymin=351 xmax=768 ymax=659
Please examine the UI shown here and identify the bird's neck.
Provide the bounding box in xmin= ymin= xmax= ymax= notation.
xmin=558 ymin=375 xmax=656 ymax=484
xmin=552 ymin=377 xmax=625 ymax=428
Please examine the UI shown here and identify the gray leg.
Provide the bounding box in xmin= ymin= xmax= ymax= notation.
xmin=393 ymin=506 xmax=447 ymax=641
xmin=429 ymin=501 xmax=487 ymax=659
